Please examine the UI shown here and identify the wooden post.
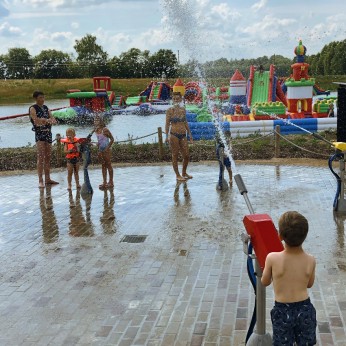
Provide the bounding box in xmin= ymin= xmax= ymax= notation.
xmin=274 ymin=125 xmax=280 ymax=158
xmin=56 ymin=133 xmax=62 ymax=167
xmin=158 ymin=127 xmax=164 ymax=160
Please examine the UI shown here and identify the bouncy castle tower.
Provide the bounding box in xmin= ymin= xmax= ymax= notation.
xmin=228 ymin=69 xmax=250 ymax=115
xmin=285 ymin=40 xmax=315 ymax=117
xmin=230 ymin=69 xmax=247 ymax=104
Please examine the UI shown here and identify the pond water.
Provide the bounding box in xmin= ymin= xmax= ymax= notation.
xmin=0 ymin=99 xmax=166 ymax=148
xmin=0 ymin=92 xmax=337 ymax=149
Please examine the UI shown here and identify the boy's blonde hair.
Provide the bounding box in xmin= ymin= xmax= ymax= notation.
xmin=279 ymin=211 xmax=308 ymax=247
xmin=66 ymin=128 xmax=76 ymax=136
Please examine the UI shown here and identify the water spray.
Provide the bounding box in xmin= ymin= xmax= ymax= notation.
xmin=161 ymin=0 xmax=237 ymax=177
xmin=209 ymin=104 xmax=237 ymax=174
xmin=160 ymin=2 xmax=278 ymax=344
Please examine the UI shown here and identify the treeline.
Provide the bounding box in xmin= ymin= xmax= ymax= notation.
xmin=0 ymin=34 xmax=345 ymax=80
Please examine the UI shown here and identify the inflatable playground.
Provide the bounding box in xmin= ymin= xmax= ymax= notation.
xmin=178 ymin=40 xmax=337 ymax=139
xmin=51 ymin=40 xmax=337 ymax=139
xmin=52 ymin=77 xmax=176 ymax=122
xmin=52 ymin=77 xmax=117 ymax=124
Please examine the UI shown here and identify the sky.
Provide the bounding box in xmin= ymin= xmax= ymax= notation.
xmin=0 ymin=0 xmax=345 ymax=63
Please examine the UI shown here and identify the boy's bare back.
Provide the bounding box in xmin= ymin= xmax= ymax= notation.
xmin=262 ymin=247 xmax=316 ymax=303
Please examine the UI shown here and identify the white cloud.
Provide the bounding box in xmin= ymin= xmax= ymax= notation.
xmin=95 ymin=26 xmax=173 ymax=57
xmin=1 ymin=0 xmax=346 ymax=61
xmin=51 ymin=31 xmax=73 ymax=42
xmin=138 ymin=28 xmax=172 ymax=46
xmin=0 ymin=22 xmax=23 ymax=36
xmin=237 ymin=14 xmax=296 ymax=39
xmin=12 ymin=0 xmax=156 ymax=9
xmin=16 ymin=28 xmax=77 ymax=55
xmin=10 ymin=11 xmax=77 ymax=19
xmin=211 ymin=3 xmax=240 ymax=21
xmin=109 ymin=32 xmax=131 ymax=45
xmin=196 ymin=0 xmax=210 ymax=6
xmin=251 ymin=0 xmax=268 ymax=12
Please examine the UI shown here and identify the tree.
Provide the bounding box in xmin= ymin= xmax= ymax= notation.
xmin=139 ymin=50 xmax=151 ymax=78
xmin=108 ymin=56 xmax=123 ymax=78
xmin=33 ymin=50 xmax=73 ymax=79
xmin=0 ymin=55 xmax=7 ymax=79
xmin=269 ymin=55 xmax=291 ymax=77
xmin=149 ymin=49 xmax=178 ymax=78
xmin=329 ymin=40 xmax=346 ymax=75
xmin=74 ymin=34 xmax=108 ymax=77
xmin=203 ymin=58 xmax=230 ymax=78
xmin=323 ymin=41 xmax=337 ymax=75
xmin=117 ymin=48 xmax=145 ymax=78
xmin=179 ymin=59 xmax=203 ymax=78
xmin=3 ymin=48 xmax=33 ymax=79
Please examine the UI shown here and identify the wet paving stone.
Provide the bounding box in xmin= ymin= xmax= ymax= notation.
xmin=0 ymin=162 xmax=346 ymax=345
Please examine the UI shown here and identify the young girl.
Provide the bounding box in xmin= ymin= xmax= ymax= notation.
xmin=94 ymin=115 xmax=114 ymax=189
xmin=64 ymin=128 xmax=81 ymax=190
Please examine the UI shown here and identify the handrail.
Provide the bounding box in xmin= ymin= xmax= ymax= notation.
xmin=0 ymin=107 xmax=66 ymax=121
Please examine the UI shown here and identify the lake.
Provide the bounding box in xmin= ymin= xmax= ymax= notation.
xmin=0 ymin=93 xmax=337 ymax=148
xmin=0 ymin=100 xmax=166 ymax=148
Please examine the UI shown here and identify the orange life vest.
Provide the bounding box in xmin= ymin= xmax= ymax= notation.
xmin=64 ymin=137 xmax=80 ymax=159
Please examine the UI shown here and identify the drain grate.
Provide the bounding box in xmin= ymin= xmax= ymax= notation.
xmin=178 ymin=249 xmax=188 ymax=256
xmin=120 ymin=235 xmax=147 ymax=243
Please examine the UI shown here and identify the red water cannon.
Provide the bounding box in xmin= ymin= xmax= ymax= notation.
xmin=235 ymin=173 xmax=283 ymax=345
xmin=243 ymin=214 xmax=284 ymax=270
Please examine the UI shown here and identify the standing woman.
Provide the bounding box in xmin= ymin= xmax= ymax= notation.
xmin=165 ymin=91 xmax=193 ymax=181
xmin=29 ymin=90 xmax=59 ymax=188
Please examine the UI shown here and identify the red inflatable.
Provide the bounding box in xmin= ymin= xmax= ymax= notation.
xmin=184 ymin=82 xmax=202 ymax=104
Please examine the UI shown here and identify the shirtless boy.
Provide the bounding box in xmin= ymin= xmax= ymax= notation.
xmin=261 ymin=211 xmax=317 ymax=345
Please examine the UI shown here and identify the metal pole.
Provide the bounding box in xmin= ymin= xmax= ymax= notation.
xmin=336 ymin=83 xmax=346 ymax=142
xmin=255 ymin=262 xmax=266 ymax=334
xmin=158 ymin=127 xmax=164 ymax=160
xmin=336 ymin=156 xmax=346 ymax=213
xmin=275 ymin=125 xmax=280 ymax=158
xmin=55 ymin=134 xmax=62 ymax=167
xmin=234 ymin=173 xmax=272 ymax=345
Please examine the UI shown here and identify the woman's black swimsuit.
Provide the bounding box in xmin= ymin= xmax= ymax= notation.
xmin=170 ymin=114 xmax=187 ymax=140
xmin=170 ymin=115 xmax=186 ymax=123
xmin=29 ymin=104 xmax=53 ymax=143
xmin=171 ymin=132 xmax=186 ymax=140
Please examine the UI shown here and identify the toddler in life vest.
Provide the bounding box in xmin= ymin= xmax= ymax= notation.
xmin=64 ymin=128 xmax=81 ymax=190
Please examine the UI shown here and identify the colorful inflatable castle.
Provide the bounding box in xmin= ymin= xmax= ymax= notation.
xmin=126 ymin=81 xmax=171 ymax=105
xmin=224 ymin=69 xmax=251 ymax=121
xmin=52 ymin=76 xmax=116 ymax=124
xmin=185 ymin=39 xmax=336 ymax=139
xmin=285 ymin=39 xmax=331 ymax=118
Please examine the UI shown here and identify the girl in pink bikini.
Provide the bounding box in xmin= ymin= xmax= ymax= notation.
xmin=94 ymin=115 xmax=114 ymax=189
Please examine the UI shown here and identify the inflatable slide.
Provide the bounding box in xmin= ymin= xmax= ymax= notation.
xmin=247 ymin=65 xmax=287 ymax=108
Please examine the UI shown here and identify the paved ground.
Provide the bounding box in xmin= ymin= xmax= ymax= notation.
xmin=0 ymin=161 xmax=346 ymax=346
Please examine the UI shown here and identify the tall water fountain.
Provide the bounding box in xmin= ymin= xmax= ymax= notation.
xmin=160 ymin=1 xmax=272 ymax=345
xmin=160 ymin=0 xmax=237 ymax=175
